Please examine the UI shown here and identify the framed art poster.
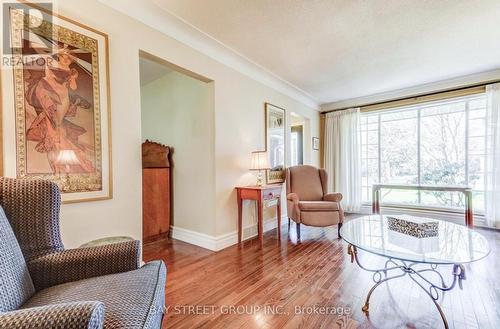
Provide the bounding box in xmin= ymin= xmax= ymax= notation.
xmin=265 ymin=103 xmax=285 ymax=184
xmin=0 ymin=1 xmax=112 ymax=203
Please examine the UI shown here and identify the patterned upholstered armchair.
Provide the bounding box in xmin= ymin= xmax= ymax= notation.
xmin=286 ymin=165 xmax=344 ymax=239
xmin=0 ymin=178 xmax=166 ymax=329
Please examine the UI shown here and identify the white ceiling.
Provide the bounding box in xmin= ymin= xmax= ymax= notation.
xmin=152 ymin=0 xmax=500 ymax=105
xmin=139 ymin=57 xmax=172 ymax=86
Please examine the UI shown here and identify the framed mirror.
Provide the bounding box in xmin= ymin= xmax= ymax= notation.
xmin=265 ymin=103 xmax=286 ymax=184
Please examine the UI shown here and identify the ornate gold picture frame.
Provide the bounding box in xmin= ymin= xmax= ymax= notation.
xmin=265 ymin=103 xmax=285 ymax=184
xmin=1 ymin=1 xmax=112 ymax=203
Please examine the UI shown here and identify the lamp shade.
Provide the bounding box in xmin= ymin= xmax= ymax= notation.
xmin=55 ymin=149 xmax=80 ymax=166
xmin=249 ymin=151 xmax=270 ymax=170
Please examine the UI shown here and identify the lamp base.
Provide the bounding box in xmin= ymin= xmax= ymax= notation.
xmin=256 ymin=171 xmax=264 ymax=187
xmin=60 ymin=172 xmax=72 ymax=193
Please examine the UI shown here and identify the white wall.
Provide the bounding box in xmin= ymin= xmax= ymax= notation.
xmin=140 ymin=70 xmax=216 ymax=235
xmin=1 ymin=0 xmax=320 ymax=249
xmin=214 ymin=91 xmax=320 ymax=238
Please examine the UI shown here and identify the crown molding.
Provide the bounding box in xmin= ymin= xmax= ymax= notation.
xmin=321 ymin=68 xmax=500 ymax=112
xmin=98 ymin=0 xmax=319 ymax=109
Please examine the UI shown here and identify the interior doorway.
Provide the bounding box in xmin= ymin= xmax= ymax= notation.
xmin=138 ymin=51 xmax=214 ymax=246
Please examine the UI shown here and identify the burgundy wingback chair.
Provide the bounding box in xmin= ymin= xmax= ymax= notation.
xmin=286 ymin=165 xmax=344 ymax=239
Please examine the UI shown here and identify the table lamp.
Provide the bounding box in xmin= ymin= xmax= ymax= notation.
xmin=250 ymin=151 xmax=270 ymax=186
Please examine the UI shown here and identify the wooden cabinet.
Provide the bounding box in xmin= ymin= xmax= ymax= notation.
xmin=142 ymin=141 xmax=171 ymax=243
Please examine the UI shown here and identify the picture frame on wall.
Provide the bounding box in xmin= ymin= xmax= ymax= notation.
xmin=312 ymin=137 xmax=320 ymax=150
xmin=265 ymin=103 xmax=285 ymax=184
xmin=0 ymin=1 xmax=112 ymax=203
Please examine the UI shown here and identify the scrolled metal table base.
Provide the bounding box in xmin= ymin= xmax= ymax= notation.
xmin=347 ymin=244 xmax=466 ymax=329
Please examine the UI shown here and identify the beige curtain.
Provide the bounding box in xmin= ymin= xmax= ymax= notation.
xmin=485 ymin=83 xmax=500 ymax=228
xmin=324 ymin=108 xmax=361 ymax=212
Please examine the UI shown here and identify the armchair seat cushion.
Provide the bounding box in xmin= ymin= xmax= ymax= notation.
xmin=298 ymin=201 xmax=339 ymax=211
xmin=22 ymin=261 xmax=166 ymax=329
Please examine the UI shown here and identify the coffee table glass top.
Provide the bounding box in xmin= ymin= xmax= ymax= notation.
xmin=340 ymin=215 xmax=490 ymax=264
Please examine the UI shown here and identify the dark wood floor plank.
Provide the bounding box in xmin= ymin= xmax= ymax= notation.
xmin=143 ymin=216 xmax=500 ymax=329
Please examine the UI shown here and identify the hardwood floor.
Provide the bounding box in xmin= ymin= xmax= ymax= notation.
xmin=143 ymin=218 xmax=500 ymax=329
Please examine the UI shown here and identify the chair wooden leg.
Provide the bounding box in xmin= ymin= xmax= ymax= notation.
xmin=338 ymin=222 xmax=343 ymax=239
xmin=296 ymin=223 xmax=301 ymax=240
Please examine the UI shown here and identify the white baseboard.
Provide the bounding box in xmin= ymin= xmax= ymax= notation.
xmin=170 ymin=216 xmax=287 ymax=251
xmin=170 ymin=226 xmax=218 ymax=251
xmin=172 ymin=206 xmax=488 ymax=251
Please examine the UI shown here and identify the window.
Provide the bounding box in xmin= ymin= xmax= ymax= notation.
xmin=360 ymin=93 xmax=487 ymax=212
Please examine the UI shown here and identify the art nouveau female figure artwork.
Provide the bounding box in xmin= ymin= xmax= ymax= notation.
xmin=25 ymin=45 xmax=95 ymax=174
xmin=2 ymin=1 xmax=112 ymax=202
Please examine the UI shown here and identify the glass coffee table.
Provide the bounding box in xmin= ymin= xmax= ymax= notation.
xmin=340 ymin=215 xmax=490 ymax=329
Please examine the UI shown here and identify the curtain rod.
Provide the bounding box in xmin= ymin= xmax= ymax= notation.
xmin=321 ymin=78 xmax=500 ymax=114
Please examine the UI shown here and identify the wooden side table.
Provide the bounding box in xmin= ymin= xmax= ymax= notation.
xmin=236 ymin=184 xmax=283 ymax=246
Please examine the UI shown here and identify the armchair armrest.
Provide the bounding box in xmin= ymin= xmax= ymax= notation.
xmin=287 ymin=192 xmax=300 ymax=204
xmin=323 ymin=193 xmax=343 ymax=202
xmin=287 ymin=192 xmax=301 ymax=222
xmin=28 ymin=240 xmax=140 ymax=290
xmin=0 ymin=302 xmax=104 ymax=329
